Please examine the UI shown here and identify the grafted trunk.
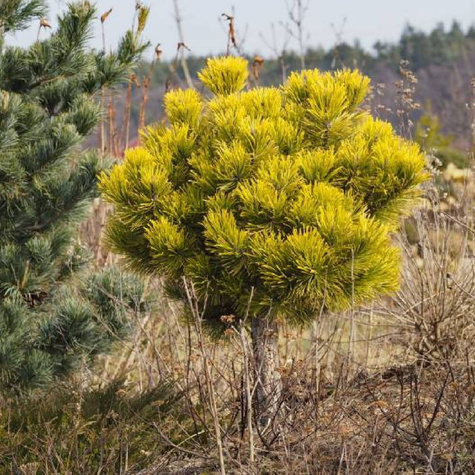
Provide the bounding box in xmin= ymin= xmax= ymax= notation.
xmin=251 ymin=317 xmax=282 ymax=428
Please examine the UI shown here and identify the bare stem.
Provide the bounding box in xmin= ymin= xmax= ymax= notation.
xmin=183 ymin=278 xmax=226 ymax=475
xmin=173 ymin=0 xmax=194 ymax=89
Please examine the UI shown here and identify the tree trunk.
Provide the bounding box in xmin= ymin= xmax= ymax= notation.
xmin=251 ymin=317 xmax=282 ymax=428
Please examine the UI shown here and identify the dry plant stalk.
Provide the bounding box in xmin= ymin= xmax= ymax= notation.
xmin=238 ymin=323 xmax=255 ymax=464
xmin=107 ymin=97 xmax=117 ymax=156
xmin=120 ymin=73 xmax=139 ymax=150
xmin=99 ymin=8 xmax=111 ymax=154
xmin=259 ymin=23 xmax=290 ymax=83
xmin=396 ymin=60 xmax=421 ymax=138
xmin=251 ymin=55 xmax=264 ymax=85
xmin=470 ymin=77 xmax=475 ymax=149
xmin=234 ymin=290 xmax=256 ymax=464
xmin=330 ymin=17 xmax=347 ymax=69
xmin=167 ymin=42 xmax=191 ymax=92
xmin=222 ymin=13 xmax=237 ymax=55
xmin=173 ymin=0 xmax=194 ymax=89
xmin=183 ymin=279 xmax=227 ymax=475
xmin=283 ymin=0 xmax=309 ymax=69
xmin=139 ymin=45 xmax=162 ymax=134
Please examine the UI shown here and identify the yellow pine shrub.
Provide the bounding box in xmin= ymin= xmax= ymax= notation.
xmin=100 ymin=56 xmax=428 ymax=327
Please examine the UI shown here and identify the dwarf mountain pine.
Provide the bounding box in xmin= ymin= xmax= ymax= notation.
xmin=101 ymin=56 xmax=428 ymax=328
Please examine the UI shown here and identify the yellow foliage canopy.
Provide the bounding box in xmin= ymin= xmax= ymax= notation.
xmin=100 ymin=56 xmax=428 ymax=326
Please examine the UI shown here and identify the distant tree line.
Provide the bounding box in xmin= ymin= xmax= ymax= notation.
xmin=139 ymin=21 xmax=475 ymax=84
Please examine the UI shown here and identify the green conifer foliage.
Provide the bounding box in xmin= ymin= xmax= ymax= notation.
xmin=100 ymin=57 xmax=428 ymax=330
xmin=0 ymin=1 xmax=147 ymax=392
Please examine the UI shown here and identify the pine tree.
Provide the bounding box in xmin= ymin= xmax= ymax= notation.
xmin=100 ymin=57 xmax=428 ymax=422
xmin=0 ymin=1 xmax=148 ymax=392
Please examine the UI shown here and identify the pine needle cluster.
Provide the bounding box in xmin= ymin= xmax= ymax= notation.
xmin=101 ymin=57 xmax=428 ymax=329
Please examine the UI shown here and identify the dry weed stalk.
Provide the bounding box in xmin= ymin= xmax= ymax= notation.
xmin=173 ymin=0 xmax=194 ymax=89
xmin=120 ymin=73 xmax=139 ymax=151
xmin=259 ymin=23 xmax=290 ymax=83
xmin=139 ymin=45 xmax=162 ymax=133
xmin=222 ymin=13 xmax=237 ymax=56
xmin=182 ymin=279 xmax=226 ymax=475
xmin=282 ymin=0 xmax=309 ymax=69
xmin=330 ymin=17 xmax=347 ymax=69
xmin=250 ymin=55 xmax=264 ymax=85
xmin=396 ymin=60 xmax=421 ymax=138
xmin=100 ymin=8 xmax=110 ymax=154
xmin=233 ymin=290 xmax=256 ymax=464
xmin=167 ymin=42 xmax=191 ymax=92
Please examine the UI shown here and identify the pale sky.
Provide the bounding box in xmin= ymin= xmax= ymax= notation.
xmin=6 ymin=0 xmax=475 ymax=59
